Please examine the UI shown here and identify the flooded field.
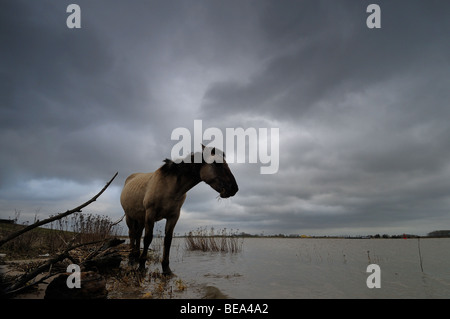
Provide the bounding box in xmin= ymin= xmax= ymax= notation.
xmin=110 ymin=238 xmax=450 ymax=299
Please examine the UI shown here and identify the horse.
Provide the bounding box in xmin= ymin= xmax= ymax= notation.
xmin=120 ymin=145 xmax=238 ymax=275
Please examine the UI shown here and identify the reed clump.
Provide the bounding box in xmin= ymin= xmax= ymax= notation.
xmin=185 ymin=227 xmax=243 ymax=253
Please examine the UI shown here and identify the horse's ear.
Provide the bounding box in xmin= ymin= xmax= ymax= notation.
xmin=161 ymin=158 xmax=177 ymax=174
xmin=202 ymin=144 xmax=215 ymax=154
xmin=163 ymin=158 xmax=174 ymax=168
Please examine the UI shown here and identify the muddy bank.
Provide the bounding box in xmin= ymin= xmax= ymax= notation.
xmin=1 ymin=255 xmax=230 ymax=299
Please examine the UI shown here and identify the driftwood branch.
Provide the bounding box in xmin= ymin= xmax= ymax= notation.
xmin=5 ymin=251 xmax=71 ymax=294
xmin=0 ymin=172 xmax=118 ymax=247
xmin=2 ymin=237 xmax=124 ymax=297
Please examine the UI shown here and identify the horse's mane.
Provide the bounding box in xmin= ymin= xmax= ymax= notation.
xmin=159 ymin=153 xmax=201 ymax=177
xmin=159 ymin=147 xmax=226 ymax=177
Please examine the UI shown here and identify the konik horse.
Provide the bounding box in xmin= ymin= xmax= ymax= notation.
xmin=120 ymin=145 xmax=238 ymax=275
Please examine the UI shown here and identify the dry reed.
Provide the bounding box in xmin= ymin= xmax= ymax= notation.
xmin=0 ymin=211 xmax=123 ymax=257
xmin=184 ymin=227 xmax=243 ymax=253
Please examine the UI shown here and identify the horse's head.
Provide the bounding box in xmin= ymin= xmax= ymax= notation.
xmin=200 ymin=145 xmax=238 ymax=198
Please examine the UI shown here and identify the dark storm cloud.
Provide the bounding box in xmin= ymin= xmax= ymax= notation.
xmin=1 ymin=0 xmax=450 ymax=235
xmin=0 ymin=0 xmax=264 ymax=186
xmin=202 ymin=0 xmax=450 ymax=119
xmin=196 ymin=0 xmax=450 ymax=235
xmin=0 ymin=0 xmax=168 ymax=186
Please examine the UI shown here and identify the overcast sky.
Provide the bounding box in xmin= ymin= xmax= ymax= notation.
xmin=1 ymin=0 xmax=450 ymax=236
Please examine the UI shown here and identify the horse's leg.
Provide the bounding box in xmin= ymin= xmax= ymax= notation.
xmin=133 ymin=224 xmax=144 ymax=263
xmin=139 ymin=209 xmax=155 ymax=270
xmin=162 ymin=215 xmax=179 ymax=275
xmin=126 ymin=215 xmax=141 ymax=264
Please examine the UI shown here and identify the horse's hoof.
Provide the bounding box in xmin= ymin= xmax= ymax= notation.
xmin=138 ymin=265 xmax=147 ymax=274
xmin=128 ymin=258 xmax=137 ymax=266
xmin=162 ymin=267 xmax=173 ymax=277
xmin=138 ymin=260 xmax=147 ymax=271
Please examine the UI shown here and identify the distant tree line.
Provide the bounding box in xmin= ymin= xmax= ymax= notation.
xmin=235 ymin=230 xmax=450 ymax=238
xmin=427 ymin=230 xmax=450 ymax=238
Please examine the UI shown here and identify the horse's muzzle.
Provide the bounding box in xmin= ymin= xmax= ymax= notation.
xmin=220 ymin=184 xmax=239 ymax=198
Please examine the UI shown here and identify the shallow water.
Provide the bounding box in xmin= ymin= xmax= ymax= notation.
xmin=113 ymin=238 xmax=450 ymax=299
xmin=169 ymin=238 xmax=450 ymax=299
